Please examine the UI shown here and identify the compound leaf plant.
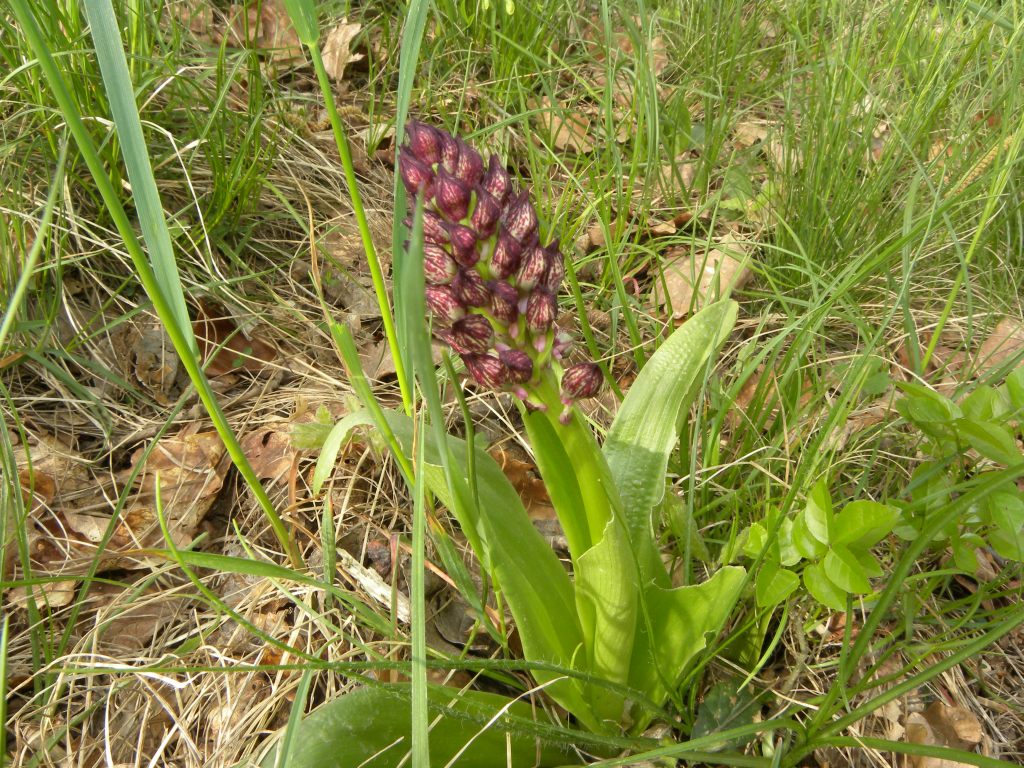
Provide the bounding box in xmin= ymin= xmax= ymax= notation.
xmin=270 ymin=124 xmax=744 ymax=766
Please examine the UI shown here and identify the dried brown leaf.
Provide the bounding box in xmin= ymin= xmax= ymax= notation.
xmin=904 ymin=702 xmax=984 ymax=767
xmin=194 ymin=300 xmax=277 ymax=377
xmin=488 ymin=446 xmax=555 ymax=520
xmin=241 ymin=425 xmax=297 ymax=484
xmin=651 ymin=233 xmax=752 ymax=320
xmin=322 ymin=20 xmax=363 ymax=81
xmin=534 ymin=97 xmax=594 ymax=154
xmin=975 ymin=317 xmax=1024 ymax=373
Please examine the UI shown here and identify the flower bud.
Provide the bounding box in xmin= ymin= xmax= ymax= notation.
xmin=542 ymin=255 xmax=565 ymax=294
xmin=488 ymin=280 xmax=520 ymax=325
xmin=406 ymin=121 xmax=442 ymax=164
xmin=425 ymin=285 xmax=465 ymax=323
xmin=445 ymin=223 xmax=479 ymax=267
xmin=411 ymin=210 xmax=447 ymax=244
xmin=470 ymin=188 xmax=502 ymax=236
xmin=481 ymin=155 xmax=511 ymax=201
xmin=440 ymin=132 xmax=460 ymax=174
xmin=452 ymin=268 xmax=491 ymax=308
xmin=552 ymin=331 xmax=574 ymax=360
xmin=451 ymin=314 xmax=494 ymax=354
xmin=463 ymin=353 xmax=507 ymax=389
xmin=525 ymin=290 xmax=557 ymax=335
xmin=423 ymin=243 xmax=457 ymax=284
xmin=560 ymin=362 xmax=603 ymax=403
xmin=502 ymin=190 xmax=538 ymax=243
xmin=490 ymin=227 xmax=522 ymax=279
xmin=434 ymin=168 xmax=471 ymax=222
xmin=498 ymin=348 xmax=533 ymax=383
xmin=515 ymin=246 xmax=548 ymax=291
xmin=455 ymin=139 xmax=484 ymax=186
xmin=398 ymin=149 xmax=434 ymax=195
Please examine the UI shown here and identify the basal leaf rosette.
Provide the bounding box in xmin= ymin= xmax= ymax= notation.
xmin=399 ymin=121 xmax=602 ymax=422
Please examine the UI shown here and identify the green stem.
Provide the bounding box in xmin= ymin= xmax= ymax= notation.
xmin=308 ymin=43 xmax=412 ymax=415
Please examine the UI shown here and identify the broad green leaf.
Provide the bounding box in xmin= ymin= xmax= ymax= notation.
xmin=803 ymin=561 xmax=847 ymax=611
xmin=261 ymin=684 xmax=585 ymax=767
xmin=755 ymin=561 xmax=799 ymax=608
xmin=792 ymin=510 xmax=827 ymax=559
xmin=626 ymin=566 xmax=746 ymax=730
xmin=824 ymin=544 xmax=871 ymax=594
xmin=382 ymin=412 xmax=594 ymax=727
xmin=804 ymin=480 xmax=833 ymax=545
xmin=950 ymin=529 xmax=980 ymax=573
xmin=987 ymin=492 xmax=1024 ymax=560
xmin=832 ymin=500 xmax=900 ymax=549
xmin=1004 ymin=367 xmax=1024 ymax=411
xmin=743 ymin=522 xmax=768 ymax=559
xmin=853 ymin=549 xmax=883 ymax=579
xmin=961 ymin=385 xmax=1010 ymax=423
xmin=604 ymin=301 xmax=737 ymax=549
xmin=954 ymin=418 xmax=1022 ymax=465
xmin=574 ymin=520 xmax=637 ymax=723
xmin=777 ymin=517 xmax=802 ymax=566
xmin=311 ymin=412 xmax=375 ymax=495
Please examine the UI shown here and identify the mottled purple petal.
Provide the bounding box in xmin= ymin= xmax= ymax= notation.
xmin=423 ymin=243 xmax=457 ymax=284
xmin=490 ymin=226 xmax=523 ymax=279
xmin=398 ymin=149 xmax=434 ymax=195
xmin=455 ymin=139 xmax=484 ymax=186
xmin=434 ymin=168 xmax=471 ymax=222
xmin=452 ymin=268 xmax=491 ymax=308
xmin=451 ymin=314 xmax=494 ymax=354
xmin=515 ymin=246 xmax=548 ymax=291
xmin=406 ymin=121 xmax=442 ymax=164
xmin=470 ymin=188 xmax=502 ymax=236
xmin=425 ymin=284 xmax=465 ymax=323
xmin=445 ymin=223 xmax=479 ymax=267
xmin=481 ymin=154 xmax=512 ymax=201
xmin=440 ymin=132 xmax=460 ymax=174
xmin=498 ymin=348 xmax=533 ymax=383
xmin=463 ymin=353 xmax=507 ymax=389
xmin=501 ymin=190 xmax=538 ymax=243
xmin=525 ymin=290 xmax=557 ymax=335
xmin=560 ymin=362 xmax=603 ymax=402
xmin=488 ymin=280 xmax=520 ymax=325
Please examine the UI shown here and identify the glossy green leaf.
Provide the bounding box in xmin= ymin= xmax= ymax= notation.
xmin=743 ymin=522 xmax=768 ymax=559
xmin=792 ymin=509 xmax=827 ymax=560
xmin=755 ymin=561 xmax=800 ymax=608
xmin=954 ymin=418 xmax=1022 ymax=465
xmin=803 ymin=561 xmax=847 ymax=611
xmin=832 ymin=500 xmax=900 ymax=549
xmin=987 ymin=491 xmax=1024 ymax=560
xmin=261 ymin=684 xmax=584 ymax=767
xmin=690 ymin=680 xmax=763 ymax=752
xmin=574 ymin=519 xmax=637 ymax=723
xmin=804 ymin=480 xmax=833 ymax=545
xmin=626 ymin=566 xmax=746 ymax=729
xmin=604 ymin=301 xmax=737 ymax=547
xmin=853 ymin=549 xmax=883 ymax=579
xmin=1004 ymin=367 xmax=1024 ymax=410
xmin=961 ymin=385 xmax=1010 ymax=423
xmin=777 ymin=517 xmax=802 ymax=566
xmin=824 ymin=544 xmax=871 ymax=594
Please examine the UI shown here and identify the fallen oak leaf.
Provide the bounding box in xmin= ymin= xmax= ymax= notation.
xmin=322 ymin=19 xmax=363 ymax=81
xmin=652 ymin=232 xmax=752 ymax=320
xmin=193 ymin=299 xmax=277 ymax=377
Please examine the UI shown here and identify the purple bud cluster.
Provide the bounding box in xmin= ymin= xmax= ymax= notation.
xmin=400 ymin=121 xmax=604 ymax=412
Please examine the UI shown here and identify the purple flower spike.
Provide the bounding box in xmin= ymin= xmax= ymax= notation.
xmin=435 ymin=169 xmax=471 ymax=222
xmin=414 ymin=210 xmax=448 ymax=244
xmin=560 ymin=362 xmax=603 ymax=403
xmin=525 ymin=291 xmax=557 ymax=335
xmin=451 ymin=315 xmax=494 ymax=354
xmin=423 ymin=243 xmax=458 ymax=284
xmin=488 ymin=280 xmax=520 ymax=325
xmin=498 ymin=348 xmax=533 ymax=383
xmin=425 ymin=285 xmax=466 ymax=323
xmin=455 ymin=140 xmax=484 ymax=186
xmin=399 ymin=150 xmax=434 ymax=195
xmin=407 ymin=121 xmax=442 ymax=164
xmin=452 ymin=268 xmax=491 ymax=308
xmin=464 ymin=354 xmax=508 ymax=388
xmin=481 ymin=155 xmax=512 ymax=201
xmin=502 ymin=190 xmax=539 ymax=243
xmin=516 ymin=246 xmax=548 ymax=291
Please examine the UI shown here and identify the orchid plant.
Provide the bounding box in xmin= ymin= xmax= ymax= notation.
xmin=278 ymin=124 xmax=744 ymax=766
